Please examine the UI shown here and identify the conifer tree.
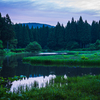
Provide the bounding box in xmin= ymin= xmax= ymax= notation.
xmin=65 ymin=21 xmax=71 ymax=44
xmin=91 ymin=21 xmax=99 ymax=43
xmin=70 ymin=18 xmax=77 ymax=41
xmin=23 ymin=25 xmax=30 ymax=47
xmin=0 ymin=14 xmax=15 ymax=48
xmin=77 ymin=16 xmax=85 ymax=47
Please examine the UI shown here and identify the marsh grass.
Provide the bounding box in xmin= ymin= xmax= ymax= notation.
xmin=1 ymin=75 xmax=100 ymax=99
xmin=23 ymin=52 xmax=100 ymax=67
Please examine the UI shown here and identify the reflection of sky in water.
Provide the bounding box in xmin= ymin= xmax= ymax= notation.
xmin=10 ymin=75 xmax=56 ymax=92
xmin=39 ymin=52 xmax=67 ymax=55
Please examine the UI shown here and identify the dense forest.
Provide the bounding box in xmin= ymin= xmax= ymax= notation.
xmin=0 ymin=13 xmax=100 ymax=51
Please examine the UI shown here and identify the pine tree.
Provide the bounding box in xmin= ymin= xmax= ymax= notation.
xmin=47 ymin=27 xmax=56 ymax=50
xmin=22 ymin=25 xmax=30 ymax=47
xmin=98 ymin=21 xmax=100 ymax=40
xmin=70 ymin=18 xmax=77 ymax=41
xmin=91 ymin=21 xmax=99 ymax=43
xmin=83 ymin=20 xmax=91 ymax=46
xmin=30 ymin=26 xmax=34 ymax=42
xmin=0 ymin=14 xmax=15 ymax=48
xmin=26 ymin=25 xmax=34 ymax=42
xmin=77 ymin=16 xmax=85 ymax=48
xmin=54 ymin=22 xmax=64 ymax=50
xmin=65 ymin=21 xmax=71 ymax=44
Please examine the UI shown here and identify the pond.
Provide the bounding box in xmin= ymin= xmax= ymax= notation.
xmin=0 ymin=53 xmax=100 ymax=92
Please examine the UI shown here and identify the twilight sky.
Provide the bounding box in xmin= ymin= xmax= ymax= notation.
xmin=0 ymin=0 xmax=100 ymax=26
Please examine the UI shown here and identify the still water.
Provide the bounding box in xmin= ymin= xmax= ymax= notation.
xmin=0 ymin=54 xmax=100 ymax=92
xmin=1 ymin=54 xmax=100 ymax=78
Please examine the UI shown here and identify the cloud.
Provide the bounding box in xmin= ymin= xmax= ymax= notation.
xmin=1 ymin=0 xmax=100 ymax=14
xmin=0 ymin=0 xmax=100 ymax=25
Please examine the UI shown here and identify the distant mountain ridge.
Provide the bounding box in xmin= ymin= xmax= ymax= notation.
xmin=22 ymin=23 xmax=54 ymax=29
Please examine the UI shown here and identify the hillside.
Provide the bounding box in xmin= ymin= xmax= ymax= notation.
xmin=22 ymin=23 xmax=54 ymax=28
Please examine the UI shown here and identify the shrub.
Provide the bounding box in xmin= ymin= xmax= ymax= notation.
xmin=81 ymin=55 xmax=88 ymax=60
xmin=88 ymin=39 xmax=100 ymax=50
xmin=25 ymin=41 xmax=42 ymax=53
xmin=95 ymin=40 xmax=100 ymax=49
xmin=0 ymin=49 xmax=5 ymax=56
xmin=88 ymin=44 xmax=96 ymax=50
xmin=0 ymin=40 xmax=3 ymax=49
xmin=74 ymin=52 xmax=79 ymax=56
xmin=66 ymin=41 xmax=79 ymax=50
xmin=11 ymin=48 xmax=25 ymax=53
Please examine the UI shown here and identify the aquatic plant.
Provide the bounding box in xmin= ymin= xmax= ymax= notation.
xmin=1 ymin=75 xmax=100 ymax=99
xmin=74 ymin=52 xmax=79 ymax=56
xmin=81 ymin=55 xmax=89 ymax=60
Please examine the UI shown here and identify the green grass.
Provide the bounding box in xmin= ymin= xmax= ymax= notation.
xmin=1 ymin=75 xmax=100 ymax=99
xmin=11 ymin=48 xmax=25 ymax=53
xmin=56 ymin=50 xmax=100 ymax=54
xmin=23 ymin=52 xmax=100 ymax=67
xmin=5 ymin=51 xmax=33 ymax=56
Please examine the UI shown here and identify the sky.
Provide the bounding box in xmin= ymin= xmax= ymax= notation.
xmin=0 ymin=0 xmax=100 ymax=26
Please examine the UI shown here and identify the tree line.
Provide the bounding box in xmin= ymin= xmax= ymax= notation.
xmin=0 ymin=13 xmax=17 ymax=49
xmin=0 ymin=13 xmax=100 ymax=50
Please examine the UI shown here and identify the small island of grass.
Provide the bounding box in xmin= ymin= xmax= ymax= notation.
xmin=23 ymin=51 xmax=100 ymax=67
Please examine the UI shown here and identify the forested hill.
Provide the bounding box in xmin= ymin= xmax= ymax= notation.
xmin=21 ymin=23 xmax=54 ymax=29
xmin=1 ymin=12 xmax=100 ymax=51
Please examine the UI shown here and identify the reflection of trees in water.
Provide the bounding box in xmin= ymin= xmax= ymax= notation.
xmin=0 ymin=53 xmax=34 ymax=78
xmin=0 ymin=57 xmax=4 ymax=76
xmin=1 ymin=54 xmax=100 ymax=79
xmin=1 ymin=56 xmax=18 ymax=78
xmin=0 ymin=57 xmax=4 ymax=67
xmin=15 ymin=63 xmax=100 ymax=78
xmin=15 ymin=63 xmax=68 ymax=78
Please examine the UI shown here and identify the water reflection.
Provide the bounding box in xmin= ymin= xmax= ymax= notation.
xmin=0 ymin=56 xmax=18 ymax=78
xmin=0 ymin=54 xmax=100 ymax=91
xmin=1 ymin=55 xmax=100 ymax=78
xmin=10 ymin=74 xmax=56 ymax=92
xmin=39 ymin=52 xmax=67 ymax=55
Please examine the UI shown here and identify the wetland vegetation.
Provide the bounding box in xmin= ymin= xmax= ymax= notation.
xmin=23 ymin=51 xmax=100 ymax=67
xmin=0 ymin=13 xmax=100 ymax=99
xmin=0 ymin=75 xmax=100 ymax=100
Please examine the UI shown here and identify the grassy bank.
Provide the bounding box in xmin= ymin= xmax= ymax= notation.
xmin=0 ymin=75 xmax=100 ymax=99
xmin=56 ymin=50 xmax=100 ymax=54
xmin=23 ymin=52 xmax=100 ymax=67
xmin=5 ymin=51 xmax=36 ymax=57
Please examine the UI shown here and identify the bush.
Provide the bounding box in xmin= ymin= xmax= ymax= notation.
xmin=25 ymin=41 xmax=42 ymax=53
xmin=0 ymin=40 xmax=3 ymax=49
xmin=81 ymin=55 xmax=88 ymax=60
xmin=11 ymin=48 xmax=25 ymax=53
xmin=0 ymin=49 xmax=5 ymax=56
xmin=66 ymin=41 xmax=79 ymax=50
xmin=88 ymin=40 xmax=100 ymax=50
xmin=95 ymin=39 xmax=100 ymax=49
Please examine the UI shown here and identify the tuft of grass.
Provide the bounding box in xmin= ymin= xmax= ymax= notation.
xmin=81 ymin=54 xmax=89 ymax=60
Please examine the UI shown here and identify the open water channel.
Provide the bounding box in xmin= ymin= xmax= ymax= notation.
xmin=0 ymin=53 xmax=100 ymax=92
